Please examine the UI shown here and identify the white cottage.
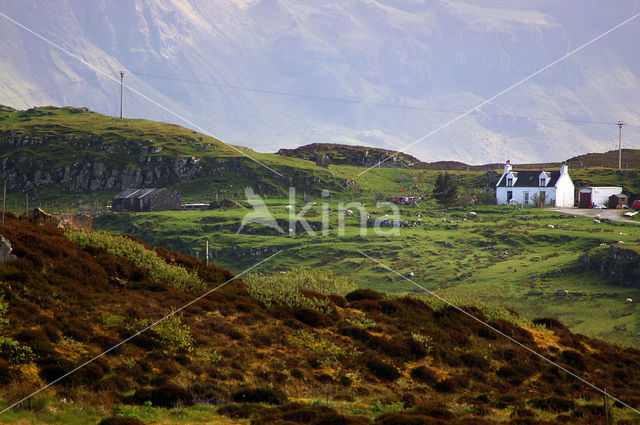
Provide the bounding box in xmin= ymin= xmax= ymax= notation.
xmin=496 ymin=161 xmax=575 ymax=207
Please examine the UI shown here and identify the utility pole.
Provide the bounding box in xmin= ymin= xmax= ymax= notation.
xmin=119 ymin=70 xmax=125 ymax=119
xmin=618 ymin=120 xmax=624 ymax=170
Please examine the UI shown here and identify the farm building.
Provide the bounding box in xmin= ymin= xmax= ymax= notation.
xmin=577 ymin=187 xmax=622 ymax=208
xmin=112 ymin=188 xmax=181 ymax=212
xmin=495 ymin=161 xmax=574 ymax=207
xmin=608 ymin=194 xmax=628 ymax=209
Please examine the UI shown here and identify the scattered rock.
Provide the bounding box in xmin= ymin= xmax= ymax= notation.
xmin=626 ymin=298 xmax=633 ymax=303
xmin=469 ymin=211 xmax=477 ymax=217
xmin=546 ymin=224 xmax=554 ymax=229
xmin=594 ymin=219 xmax=601 ymax=224
xmin=556 ymin=289 xmax=569 ymax=296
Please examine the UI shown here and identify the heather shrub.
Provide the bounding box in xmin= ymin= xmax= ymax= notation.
xmin=410 ymin=366 xmax=438 ymax=385
xmin=289 ymin=330 xmax=353 ymax=366
xmin=98 ymin=417 xmax=145 ymax=425
xmin=65 ymin=230 xmax=202 ymax=289
xmin=346 ymin=289 xmax=384 ymax=302
xmin=365 ymin=354 xmax=400 ymax=381
xmin=231 ymin=387 xmax=286 ymax=404
xmin=0 ymin=302 xmax=34 ymax=364
xmin=528 ymin=396 xmax=575 ymax=412
xmin=126 ymin=385 xmax=193 ymax=407
xmin=217 ymin=403 xmax=264 ymax=419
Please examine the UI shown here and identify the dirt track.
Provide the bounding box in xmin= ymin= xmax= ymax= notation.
xmin=551 ymin=207 xmax=640 ymax=224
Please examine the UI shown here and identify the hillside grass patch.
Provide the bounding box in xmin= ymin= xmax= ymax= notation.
xmin=65 ymin=230 xmax=202 ymax=290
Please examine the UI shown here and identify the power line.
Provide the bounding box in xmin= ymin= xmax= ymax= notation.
xmin=129 ymin=70 xmax=625 ymax=127
xmin=0 ymin=75 xmax=104 ymax=103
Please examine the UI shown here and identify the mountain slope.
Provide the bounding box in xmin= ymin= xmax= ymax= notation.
xmin=1 ymin=0 xmax=640 ymax=163
xmin=1 ymin=214 xmax=640 ymax=423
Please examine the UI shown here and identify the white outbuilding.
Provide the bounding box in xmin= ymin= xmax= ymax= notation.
xmin=495 ymin=161 xmax=575 ymax=207
xmin=577 ymin=187 xmax=623 ymax=208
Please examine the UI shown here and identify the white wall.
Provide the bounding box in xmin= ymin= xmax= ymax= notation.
xmin=588 ymin=187 xmax=622 ymax=205
xmin=496 ymin=187 xmax=557 ymax=206
xmin=554 ymin=173 xmax=575 ymax=207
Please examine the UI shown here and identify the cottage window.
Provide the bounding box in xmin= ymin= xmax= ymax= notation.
xmin=540 ymin=178 xmax=546 ymax=187
xmin=507 ymin=191 xmax=513 ymax=202
xmin=507 ymin=178 xmax=513 ymax=187
xmin=524 ymin=192 xmax=529 ymax=205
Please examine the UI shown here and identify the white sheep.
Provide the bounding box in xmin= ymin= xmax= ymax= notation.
xmin=284 ymin=205 xmax=292 ymax=211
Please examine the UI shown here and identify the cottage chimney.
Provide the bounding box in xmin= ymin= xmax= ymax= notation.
xmin=560 ymin=161 xmax=568 ymax=175
xmin=504 ymin=160 xmax=512 ymax=175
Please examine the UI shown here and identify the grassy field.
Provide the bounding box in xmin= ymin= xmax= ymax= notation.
xmin=95 ymin=201 xmax=640 ymax=348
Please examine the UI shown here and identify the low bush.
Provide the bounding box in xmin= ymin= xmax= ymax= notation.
xmin=375 ymin=412 xmax=442 ymax=425
xmin=434 ymin=375 xmax=466 ymax=393
xmin=217 ymin=402 xmax=264 ymax=419
xmin=532 ymin=317 xmax=568 ymax=332
xmin=293 ymin=307 xmax=329 ymax=328
xmin=560 ymin=349 xmax=585 ymax=370
xmin=126 ymin=385 xmax=193 ymax=408
xmin=346 ymin=289 xmax=384 ymax=302
xmin=189 ymin=381 xmax=229 ymax=403
xmin=231 ymin=387 xmax=286 ymax=405
xmin=98 ymin=417 xmax=146 ymax=425
xmin=151 ymin=313 xmax=194 ymax=353
xmin=366 ymin=355 xmax=400 ymax=381
xmin=410 ymin=366 xmax=438 ymax=385
xmin=245 ymin=268 xmax=353 ymax=314
xmin=528 ymin=396 xmax=575 ymax=412
xmin=459 ymin=353 xmax=489 ymax=370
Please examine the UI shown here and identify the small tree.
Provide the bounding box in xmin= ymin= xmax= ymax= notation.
xmin=433 ymin=172 xmax=458 ymax=209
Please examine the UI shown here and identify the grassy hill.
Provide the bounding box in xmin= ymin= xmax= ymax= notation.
xmin=1 ymin=214 xmax=640 ymax=424
xmin=4 ymin=105 xmax=640 ymax=212
xmin=567 ymin=149 xmax=640 ymax=170
xmin=94 ymin=201 xmax=640 ymax=349
xmin=0 ymin=105 xmax=353 ymax=204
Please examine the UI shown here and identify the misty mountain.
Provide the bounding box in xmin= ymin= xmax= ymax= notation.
xmin=1 ymin=0 xmax=640 ymax=164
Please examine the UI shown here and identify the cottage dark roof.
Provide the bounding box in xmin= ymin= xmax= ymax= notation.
xmin=496 ymin=171 xmax=560 ymax=188
xmin=113 ymin=188 xmax=166 ymax=199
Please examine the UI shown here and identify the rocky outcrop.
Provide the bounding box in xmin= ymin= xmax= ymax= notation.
xmin=0 ymin=130 xmax=354 ymax=196
xmin=581 ymin=244 xmax=640 ymax=288
xmin=0 ymin=235 xmax=16 ymax=264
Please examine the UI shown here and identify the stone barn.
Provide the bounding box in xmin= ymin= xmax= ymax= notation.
xmin=112 ymin=188 xmax=181 ymax=212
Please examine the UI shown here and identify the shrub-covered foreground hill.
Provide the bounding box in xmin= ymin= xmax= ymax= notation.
xmin=0 ymin=215 xmax=640 ymax=424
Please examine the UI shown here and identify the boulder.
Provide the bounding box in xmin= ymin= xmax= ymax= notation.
xmin=0 ymin=235 xmax=16 ymax=264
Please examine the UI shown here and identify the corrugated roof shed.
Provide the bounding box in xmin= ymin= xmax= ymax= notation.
xmin=114 ymin=188 xmax=165 ymax=199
